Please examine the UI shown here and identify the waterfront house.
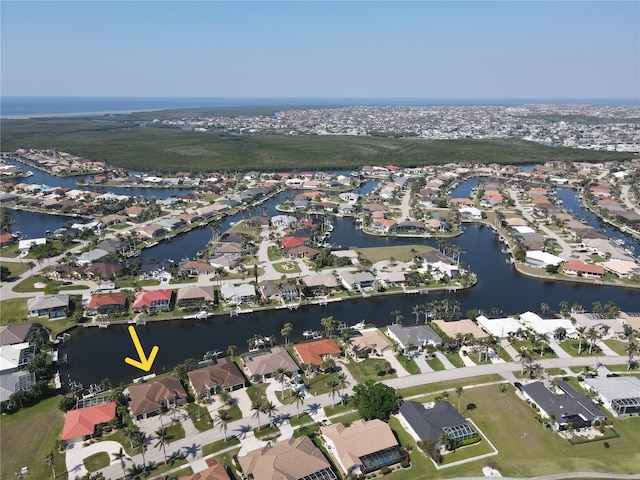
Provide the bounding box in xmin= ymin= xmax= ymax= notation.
xmin=138 ymin=223 xmax=166 ymax=238
xmin=74 ymin=248 xmax=109 ymax=267
xmin=220 ymin=283 xmax=256 ymax=305
xmin=178 ymin=260 xmax=217 ymax=276
xmin=0 ymin=232 xmax=15 ymax=247
xmin=386 ymin=324 xmax=442 ymax=351
xmin=600 ymin=259 xmax=640 ymax=279
xmin=518 ymin=381 xmax=605 ymax=431
xmin=86 ymin=293 xmax=128 ymax=316
xmin=241 ymin=347 xmax=299 ymax=382
xmin=294 ymin=339 xmax=341 ymax=368
xmin=320 ymin=419 xmax=406 ymax=476
xmin=476 ymin=315 xmax=523 ymax=338
xmin=258 ymin=279 xmax=298 ymax=302
xmin=398 ymin=401 xmax=478 ymax=449
xmin=339 ymin=271 xmax=376 ymax=291
xmin=524 ymin=250 xmax=564 ymax=268
xmin=370 ymin=218 xmax=397 ymax=233
xmin=127 ymin=375 xmax=188 ymax=420
xmin=61 ymin=402 xmax=117 ymax=442
xmin=187 ymin=357 xmax=246 ymax=395
xmin=238 ymin=436 xmax=336 ymax=480
xmin=177 ymin=285 xmax=215 ymax=310
xmin=583 ymin=376 xmax=640 ymax=418
xmin=349 ymin=329 xmax=394 ymax=357
xmin=132 ymin=289 xmax=173 ymax=313
xmin=302 ymin=273 xmax=340 ymax=296
xmin=27 ymin=294 xmax=69 ymax=319
xmin=432 ymin=319 xmax=488 ymax=341
xmin=0 ymin=324 xmax=36 ymax=346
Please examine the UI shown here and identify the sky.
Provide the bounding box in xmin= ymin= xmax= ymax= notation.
xmin=1 ymin=1 xmax=639 ymax=99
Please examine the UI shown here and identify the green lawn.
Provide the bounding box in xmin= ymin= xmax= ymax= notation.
xmin=0 ymin=396 xmax=66 ymax=480
xmin=398 ymin=374 xmax=505 ymax=399
xmin=185 ymin=402 xmax=214 ymax=431
xmin=442 ymin=352 xmax=464 ymax=368
xmin=396 ymin=355 xmax=421 ymax=375
xmin=0 ymin=297 xmax=28 ymax=325
xmin=246 ymin=383 xmax=269 ymax=404
xmin=213 ymin=448 xmax=242 ymax=480
xmin=356 ymin=245 xmax=434 ymax=264
xmin=289 ymin=413 xmax=313 ymax=427
xmin=345 ymin=357 xmax=397 ymax=383
xmin=267 ymin=246 xmax=283 ymax=261
xmin=305 ymin=372 xmax=344 ymax=396
xmin=426 ymin=356 xmax=445 ymax=371
xmin=83 ymin=452 xmax=110 ymax=472
xmin=254 ymin=425 xmax=281 ymax=438
xmin=603 ymin=339 xmax=628 ymax=356
xmin=272 ymin=261 xmax=301 ymax=274
xmin=12 ymin=274 xmax=48 ymax=292
xmin=329 ymin=411 xmax=363 ymax=427
xmin=166 ymin=422 xmax=186 ymax=442
xmin=557 ymin=340 xmax=602 ymax=357
xmin=201 ymin=438 xmax=240 ymax=457
xmin=0 ymin=260 xmax=30 ymax=279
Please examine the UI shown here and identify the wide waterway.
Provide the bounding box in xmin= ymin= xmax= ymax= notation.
xmin=58 ymin=222 xmax=640 ymax=389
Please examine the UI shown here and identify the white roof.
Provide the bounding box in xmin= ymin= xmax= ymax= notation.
xmin=519 ymin=311 xmax=576 ymax=336
xmin=525 ymin=250 xmax=564 ymax=266
xmin=584 ymin=376 xmax=640 ymax=403
xmin=18 ymin=238 xmax=46 ymax=250
xmin=476 ymin=315 xmax=522 ymax=337
xmin=513 ymin=225 xmax=536 ymax=234
xmin=220 ymin=283 xmax=256 ymax=300
xmin=0 ymin=342 xmax=30 ymax=372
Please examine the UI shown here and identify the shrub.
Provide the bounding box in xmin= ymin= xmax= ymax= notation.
xmin=380 ymin=466 xmax=391 ymax=475
xmin=603 ymin=442 xmax=610 ymax=448
xmin=400 ymin=459 xmax=410 ymax=468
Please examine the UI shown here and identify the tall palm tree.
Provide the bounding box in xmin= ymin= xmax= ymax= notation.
xmin=123 ymin=424 xmax=140 ymax=450
xmin=132 ymin=431 xmax=148 ymax=470
xmin=251 ymin=400 xmax=263 ymax=429
xmin=412 ymin=305 xmax=423 ymax=325
xmin=261 ymin=401 xmax=278 ymax=426
xmin=226 ymin=345 xmax=237 ymax=357
xmin=540 ymin=302 xmax=550 ymax=315
xmin=320 ymin=316 xmax=336 ymax=338
xmin=326 ymin=379 xmax=340 ymax=407
xmin=455 ymin=386 xmax=464 ymax=412
xmin=587 ymin=327 xmax=601 ymax=354
xmin=516 ymin=349 xmax=533 ymax=375
xmin=217 ymin=389 xmax=232 ymax=407
xmin=274 ymin=366 xmax=288 ymax=399
xmin=281 ymin=322 xmax=294 ymax=345
xmin=154 ymin=427 xmax=170 ymax=465
xmin=216 ymin=410 xmax=232 ymax=442
xmin=113 ymin=447 xmax=129 ymax=479
xmin=576 ymin=326 xmax=587 ymax=355
xmin=336 ymin=372 xmax=350 ymax=403
xmin=391 ymin=310 xmax=403 ymax=325
xmin=291 ymin=388 xmax=305 ymax=417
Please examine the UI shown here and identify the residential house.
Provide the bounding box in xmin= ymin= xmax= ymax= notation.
xmin=179 ymin=260 xmax=217 ymax=276
xmin=86 ymin=293 xmax=128 ymax=316
xmin=132 ymin=289 xmax=173 ymax=313
xmin=0 ymin=324 xmax=36 ymax=346
xmin=583 ymin=376 xmax=640 ymax=418
xmin=294 ymin=339 xmax=341 ymax=368
xmin=220 ymin=283 xmax=255 ymax=305
xmin=339 ymin=271 xmax=376 ymax=291
xmin=241 ymin=347 xmax=299 ymax=382
xmin=187 ymin=357 xmax=246 ymax=395
xmin=238 ymin=436 xmax=336 ymax=480
xmin=127 ymin=375 xmax=188 ymax=420
xmin=386 ymin=324 xmax=443 ymax=351
xmin=0 ymin=232 xmax=15 ymax=247
xmin=26 ymin=294 xmax=70 ymax=319
xmin=349 ymin=329 xmax=394 ymax=357
xmin=302 ymin=273 xmax=339 ymax=296
xmin=259 ymin=280 xmax=298 ymax=302
xmin=398 ymin=401 xmax=478 ymax=449
xmin=61 ymin=402 xmax=117 ymax=442
xmin=177 ymin=285 xmax=215 ymax=310
xmin=320 ymin=420 xmax=406 ymax=476
xmin=518 ymin=381 xmax=605 ymax=430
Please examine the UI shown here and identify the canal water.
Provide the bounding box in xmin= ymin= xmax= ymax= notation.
xmin=58 ymin=223 xmax=640 ymax=388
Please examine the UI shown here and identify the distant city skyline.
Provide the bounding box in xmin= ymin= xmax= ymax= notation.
xmin=1 ymin=1 xmax=638 ymax=100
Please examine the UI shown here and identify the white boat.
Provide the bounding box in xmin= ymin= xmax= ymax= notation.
xmin=303 ymin=330 xmax=315 ymax=338
xmin=352 ymin=320 xmax=367 ymax=330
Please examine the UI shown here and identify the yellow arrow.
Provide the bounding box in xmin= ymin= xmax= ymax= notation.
xmin=125 ymin=325 xmax=159 ymax=372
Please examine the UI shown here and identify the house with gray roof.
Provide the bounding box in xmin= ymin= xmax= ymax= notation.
xmin=241 ymin=347 xmax=299 ymax=382
xmin=27 ymin=294 xmax=70 ymax=319
xmin=0 ymin=324 xmax=36 ymax=346
xmin=518 ymin=381 xmax=605 ymax=430
xmin=398 ymin=401 xmax=477 ymax=449
xmin=583 ymin=376 xmax=640 ymax=418
xmin=386 ymin=324 xmax=442 ymax=351
xmin=339 ymin=271 xmax=376 ymax=291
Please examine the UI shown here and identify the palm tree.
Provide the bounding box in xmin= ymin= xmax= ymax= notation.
xmin=516 ymin=349 xmax=533 ymax=375
xmin=540 ymin=302 xmax=550 ymax=315
xmin=576 ymin=326 xmax=587 ymax=355
xmin=326 ymin=379 xmax=340 ymax=407
xmin=261 ymin=401 xmax=278 ymax=426
xmin=320 ymin=316 xmax=336 ymax=338
xmin=626 ymin=341 xmax=638 ymax=370
xmin=217 ymin=389 xmax=232 ymax=406
xmin=554 ymin=326 xmax=567 ymax=342
xmin=281 ymin=322 xmax=294 ymax=344
xmin=113 ymin=447 xmax=129 ymax=479
xmin=123 ymin=424 xmax=140 ymax=450
xmin=274 ymin=366 xmax=288 ymax=400
xmin=587 ymin=327 xmax=601 ymax=354
xmin=412 ymin=305 xmax=423 ymax=325
xmin=251 ymin=400 xmax=263 ymax=429
xmin=226 ymin=345 xmax=237 ymax=357
xmin=455 ymin=386 xmax=464 ymax=412
xmin=126 ymin=463 xmax=145 ymax=480
xmin=44 ymin=450 xmax=55 ymax=478
xmin=336 ymin=372 xmax=350 ymax=403
xmin=216 ymin=410 xmax=232 ymax=442
xmin=291 ymin=388 xmax=305 ymax=417
xmin=154 ymin=427 xmax=169 ymax=465
xmin=132 ymin=431 xmax=149 ymax=470
xmin=391 ymin=309 xmax=403 ymax=325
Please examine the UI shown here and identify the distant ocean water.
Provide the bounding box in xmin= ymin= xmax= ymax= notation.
xmin=1 ymin=96 xmax=638 ymax=118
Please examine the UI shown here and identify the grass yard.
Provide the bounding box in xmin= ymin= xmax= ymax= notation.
xmin=254 ymin=425 xmax=281 ymax=439
xmin=398 ymin=374 xmax=505 ymax=399
xmin=83 ymin=452 xmax=110 ymax=472
xmin=0 ymin=260 xmax=30 ymax=279
xmin=603 ymin=339 xmax=628 ymax=356
xmin=166 ymin=421 xmax=186 ymax=441
xmin=345 ymin=357 xmax=397 ymax=383
xmin=185 ymin=402 xmax=214 ymax=431
xmin=246 ymin=383 xmax=269 ymax=404
xmin=329 ymin=411 xmax=363 ymax=427
xmin=426 ymin=356 xmax=446 ymax=371
xmin=201 ymin=438 xmax=240 ymax=457
xmin=289 ymin=413 xmax=313 ymax=427
xmin=396 ymin=355 xmax=421 ymax=375
xmin=272 ymin=261 xmax=301 ymax=274
xmin=355 ymin=245 xmax=434 ymax=264
xmin=442 ymin=352 xmax=464 ymax=368
xmin=557 ymin=340 xmax=602 ymax=358
xmin=0 ymin=297 xmax=28 ymax=325
xmin=267 ymin=245 xmax=283 ymax=261
xmin=0 ymin=396 xmax=66 ymax=480
xmin=213 ymin=448 xmax=242 ymax=480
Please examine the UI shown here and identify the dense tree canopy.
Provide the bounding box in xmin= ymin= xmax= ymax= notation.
xmin=351 ymin=380 xmax=400 ymax=421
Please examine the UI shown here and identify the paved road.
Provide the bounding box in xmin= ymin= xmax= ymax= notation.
xmin=620 ymin=185 xmax=640 ymax=215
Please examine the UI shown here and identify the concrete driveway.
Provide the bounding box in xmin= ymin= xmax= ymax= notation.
xmin=65 ymin=440 xmax=128 ymax=480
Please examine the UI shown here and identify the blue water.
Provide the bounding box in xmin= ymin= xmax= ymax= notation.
xmin=2 ymin=97 xmax=638 ymax=117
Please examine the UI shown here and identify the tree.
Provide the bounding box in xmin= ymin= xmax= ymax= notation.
xmin=351 ymin=380 xmax=400 ymax=421
xmin=540 ymin=303 xmax=549 ymax=315
xmin=455 ymin=386 xmax=464 ymax=412
xmin=291 ymin=388 xmax=305 ymax=417
xmin=0 ymin=265 xmax=10 ymax=281
xmin=217 ymin=389 xmax=232 ymax=406
xmin=154 ymin=427 xmax=170 ymax=465
xmin=123 ymin=424 xmax=140 ymax=450
xmin=132 ymin=431 xmax=149 ymax=470
xmin=44 ymin=450 xmax=55 ymax=478
xmin=281 ymin=322 xmax=294 ymax=344
xmin=226 ymin=345 xmax=237 ymax=357
xmin=112 ymin=447 xmax=129 ymax=479
xmin=126 ymin=463 xmax=145 ymax=480
xmin=391 ymin=309 xmax=403 ymax=325
xmin=626 ymin=341 xmax=638 ymax=370
xmin=216 ymin=409 xmax=232 ymax=442
xmin=327 ymin=379 xmax=340 ymax=407
xmin=320 ymin=316 xmax=337 ymax=338
xmin=576 ymin=326 xmax=587 ymax=355
xmin=412 ymin=305 xmax=423 ymax=325
xmin=336 ymin=372 xmax=350 ymax=403
xmin=251 ymin=400 xmax=263 ymax=429
xmin=274 ymin=366 xmax=288 ymax=399
xmin=587 ymin=327 xmax=601 ymax=354
xmin=261 ymin=401 xmax=278 ymax=426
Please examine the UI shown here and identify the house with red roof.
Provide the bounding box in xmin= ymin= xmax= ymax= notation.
xmin=133 ymin=289 xmax=173 ymax=313
xmin=281 ymin=236 xmax=307 ymax=249
xmin=294 ymin=339 xmax=341 ymax=368
xmin=0 ymin=232 xmax=15 ymax=247
xmin=562 ymin=259 xmax=605 ymax=278
xmin=87 ymin=293 xmax=128 ymax=315
xmin=61 ymin=402 xmax=117 ymax=442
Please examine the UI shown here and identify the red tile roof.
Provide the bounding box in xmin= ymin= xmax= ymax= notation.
xmin=87 ymin=293 xmax=128 ymax=309
xmin=61 ymin=402 xmax=116 ymax=440
xmin=294 ymin=339 xmax=341 ymax=366
xmin=281 ymin=236 xmax=306 ymax=249
xmin=562 ymin=259 xmax=605 ymax=275
xmin=133 ymin=289 xmax=173 ymax=308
